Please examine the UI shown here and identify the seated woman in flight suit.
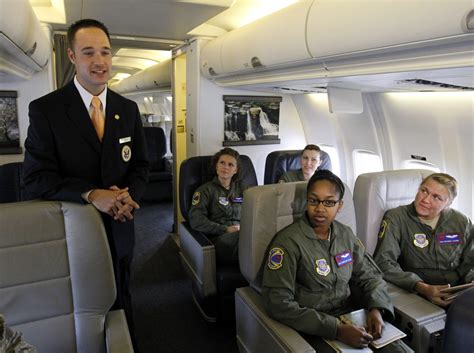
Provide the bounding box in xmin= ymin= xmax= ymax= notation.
xmin=278 ymin=144 xmax=322 ymax=183
xmin=374 ymin=173 xmax=473 ymax=307
xmin=188 ymin=147 xmax=247 ymax=265
xmin=262 ymin=170 xmax=412 ymax=352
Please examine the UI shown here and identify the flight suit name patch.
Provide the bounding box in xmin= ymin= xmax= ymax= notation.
xmin=268 ymin=247 xmax=284 ymax=270
xmin=413 ymin=233 xmax=429 ymax=248
xmin=218 ymin=197 xmax=229 ymax=206
xmin=437 ymin=233 xmax=461 ymax=245
xmin=231 ymin=197 xmax=243 ymax=203
xmin=315 ymin=258 xmax=331 ymax=276
xmin=335 ymin=251 xmax=353 ymax=267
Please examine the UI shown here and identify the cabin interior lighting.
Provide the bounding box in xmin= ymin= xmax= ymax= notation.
xmin=30 ymin=0 xmax=66 ymax=24
xmin=112 ymin=57 xmax=158 ymax=70
xmin=188 ymin=0 xmax=299 ymax=35
xmin=115 ymin=49 xmax=171 ymax=62
xmin=111 ymin=73 xmax=131 ymax=81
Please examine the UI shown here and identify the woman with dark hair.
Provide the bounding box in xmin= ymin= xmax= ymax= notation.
xmin=262 ymin=170 xmax=412 ymax=352
xmin=188 ymin=148 xmax=246 ymax=265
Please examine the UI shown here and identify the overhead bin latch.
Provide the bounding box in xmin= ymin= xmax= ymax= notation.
xmin=251 ymin=57 xmax=264 ymax=68
xmin=463 ymin=9 xmax=474 ymax=32
xmin=208 ymin=67 xmax=217 ymax=76
xmin=25 ymin=41 xmax=37 ymax=56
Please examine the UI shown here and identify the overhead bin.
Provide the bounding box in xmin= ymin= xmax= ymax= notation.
xmin=0 ymin=0 xmax=50 ymax=80
xmin=110 ymin=59 xmax=172 ymax=94
xmin=200 ymin=0 xmax=474 ymax=81
xmin=201 ymin=0 xmax=313 ymax=78
xmin=306 ymin=0 xmax=474 ymax=59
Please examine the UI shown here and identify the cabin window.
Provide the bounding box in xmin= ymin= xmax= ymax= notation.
xmin=353 ymin=149 xmax=383 ymax=179
xmin=319 ymin=144 xmax=340 ymax=177
xmin=403 ymin=160 xmax=440 ymax=172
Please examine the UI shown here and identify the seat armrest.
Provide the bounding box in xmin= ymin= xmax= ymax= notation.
xmin=235 ymin=287 xmax=315 ymax=353
xmin=386 ymin=282 xmax=445 ymax=353
xmin=105 ymin=310 xmax=134 ymax=353
xmin=178 ymin=221 xmax=217 ymax=297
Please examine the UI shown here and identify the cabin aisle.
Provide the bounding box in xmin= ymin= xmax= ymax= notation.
xmin=132 ymin=201 xmax=239 ymax=353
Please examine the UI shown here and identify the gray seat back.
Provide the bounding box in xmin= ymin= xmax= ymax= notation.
xmin=353 ymin=169 xmax=433 ymax=255
xmin=239 ymin=181 xmax=356 ymax=292
xmin=0 ymin=201 xmax=116 ymax=353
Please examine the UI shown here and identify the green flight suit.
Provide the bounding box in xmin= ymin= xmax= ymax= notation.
xmin=0 ymin=314 xmax=36 ymax=352
xmin=262 ymin=214 xmax=394 ymax=340
xmin=374 ymin=203 xmax=473 ymax=291
xmin=188 ymin=177 xmax=246 ymax=264
xmin=279 ymin=169 xmax=305 ymax=183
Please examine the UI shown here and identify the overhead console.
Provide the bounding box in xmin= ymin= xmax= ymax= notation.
xmin=109 ymin=59 xmax=172 ymax=94
xmin=200 ymin=0 xmax=474 ymax=87
xmin=0 ymin=0 xmax=51 ymax=81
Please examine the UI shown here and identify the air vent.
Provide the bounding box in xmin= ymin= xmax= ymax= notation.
xmin=272 ymin=86 xmax=327 ymax=94
xmin=400 ymin=79 xmax=473 ymax=91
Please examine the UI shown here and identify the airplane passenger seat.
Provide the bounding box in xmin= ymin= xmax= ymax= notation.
xmin=0 ymin=201 xmax=133 ymax=353
xmin=235 ymin=181 xmax=355 ymax=353
xmin=353 ymin=169 xmax=445 ymax=353
xmin=263 ymin=149 xmax=332 ymax=184
xmin=142 ymin=126 xmax=173 ymax=202
xmin=178 ymin=154 xmax=258 ymax=322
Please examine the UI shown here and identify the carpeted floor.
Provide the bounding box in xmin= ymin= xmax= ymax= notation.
xmin=131 ymin=201 xmax=239 ymax=353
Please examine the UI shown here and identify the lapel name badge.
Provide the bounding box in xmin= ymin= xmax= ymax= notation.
xmin=315 ymin=258 xmax=331 ymax=276
xmin=119 ymin=136 xmax=132 ymax=144
xmin=114 ymin=114 xmax=120 ymax=120
xmin=413 ymin=233 xmax=429 ymax=248
xmin=121 ymin=145 xmax=132 ymax=162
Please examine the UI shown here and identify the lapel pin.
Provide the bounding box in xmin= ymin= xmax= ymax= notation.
xmin=114 ymin=114 xmax=120 ymax=120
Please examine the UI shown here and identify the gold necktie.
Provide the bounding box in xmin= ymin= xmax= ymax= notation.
xmin=91 ymin=96 xmax=105 ymax=141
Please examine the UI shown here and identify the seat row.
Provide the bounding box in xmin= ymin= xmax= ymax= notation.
xmin=178 ymin=151 xmax=450 ymax=353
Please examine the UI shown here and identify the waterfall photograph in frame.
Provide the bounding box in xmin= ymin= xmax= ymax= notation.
xmin=223 ymin=95 xmax=281 ymax=146
xmin=0 ymin=90 xmax=22 ymax=154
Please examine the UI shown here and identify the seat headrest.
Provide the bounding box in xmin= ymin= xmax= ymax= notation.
xmin=144 ymin=127 xmax=167 ymax=171
xmin=239 ymin=180 xmax=355 ymax=292
xmin=353 ymin=169 xmax=433 ymax=255
xmin=179 ymin=154 xmax=258 ymax=221
xmin=263 ymin=149 xmax=332 ymax=184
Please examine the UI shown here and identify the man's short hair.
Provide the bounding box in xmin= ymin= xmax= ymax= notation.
xmin=67 ymin=18 xmax=111 ymax=49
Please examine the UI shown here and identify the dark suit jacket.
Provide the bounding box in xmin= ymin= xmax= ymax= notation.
xmin=23 ymin=80 xmax=149 ymax=204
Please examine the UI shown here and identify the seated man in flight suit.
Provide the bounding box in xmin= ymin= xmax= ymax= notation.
xmin=262 ymin=170 xmax=412 ymax=352
xmin=374 ymin=173 xmax=473 ymax=307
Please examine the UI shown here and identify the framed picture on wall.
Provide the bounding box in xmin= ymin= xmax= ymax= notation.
xmin=223 ymin=95 xmax=282 ymax=146
xmin=0 ymin=90 xmax=22 ymax=154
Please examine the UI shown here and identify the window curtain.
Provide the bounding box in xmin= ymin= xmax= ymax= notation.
xmin=54 ymin=33 xmax=75 ymax=88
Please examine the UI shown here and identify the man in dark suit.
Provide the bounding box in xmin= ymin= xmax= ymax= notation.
xmin=23 ymin=19 xmax=148 ymax=345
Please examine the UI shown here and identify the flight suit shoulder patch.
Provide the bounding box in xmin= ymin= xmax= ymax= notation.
xmin=378 ymin=219 xmax=388 ymax=239
xmin=192 ymin=192 xmax=201 ymax=206
xmin=268 ymin=247 xmax=284 ymax=270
